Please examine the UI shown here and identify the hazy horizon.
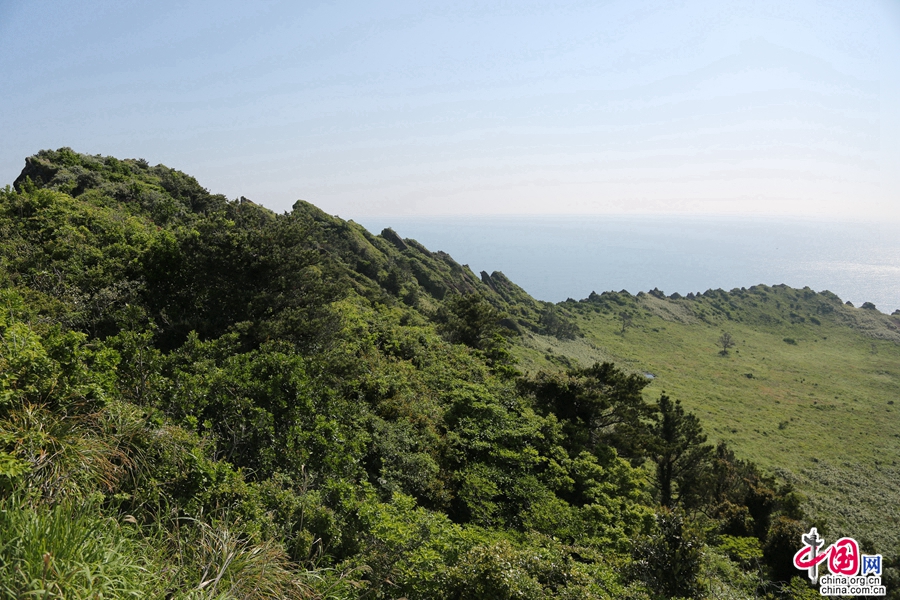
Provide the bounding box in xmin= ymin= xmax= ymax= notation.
xmin=3 ymin=1 xmax=900 ymax=221
xmin=353 ymin=213 xmax=900 ymax=314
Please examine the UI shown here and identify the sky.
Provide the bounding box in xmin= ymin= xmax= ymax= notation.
xmin=1 ymin=0 xmax=899 ymax=220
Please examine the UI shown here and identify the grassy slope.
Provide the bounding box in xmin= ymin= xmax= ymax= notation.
xmin=512 ymin=286 xmax=900 ymax=549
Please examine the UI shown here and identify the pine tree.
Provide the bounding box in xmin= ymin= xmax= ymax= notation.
xmin=649 ymin=394 xmax=712 ymax=508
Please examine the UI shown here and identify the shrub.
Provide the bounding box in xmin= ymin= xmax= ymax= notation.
xmin=631 ymin=510 xmax=704 ymax=599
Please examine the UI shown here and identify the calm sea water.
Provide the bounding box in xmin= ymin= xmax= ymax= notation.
xmin=354 ymin=215 xmax=900 ymax=315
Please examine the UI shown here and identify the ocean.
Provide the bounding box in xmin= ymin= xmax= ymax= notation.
xmin=354 ymin=215 xmax=900 ymax=315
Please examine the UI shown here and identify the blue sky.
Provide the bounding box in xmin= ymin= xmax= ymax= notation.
xmin=1 ymin=0 xmax=898 ymax=219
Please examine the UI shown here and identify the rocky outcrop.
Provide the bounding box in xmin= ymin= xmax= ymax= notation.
xmin=380 ymin=228 xmax=408 ymax=251
xmin=13 ymin=153 xmax=60 ymax=190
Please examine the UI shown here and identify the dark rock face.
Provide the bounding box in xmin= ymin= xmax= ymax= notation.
xmin=480 ymin=270 xmax=500 ymax=292
xmin=861 ymin=302 xmax=877 ymax=310
xmin=13 ymin=154 xmax=60 ymax=190
xmin=380 ymin=228 xmax=408 ymax=251
xmin=846 ymin=301 xmax=854 ymax=307
xmin=480 ymin=271 xmax=533 ymax=306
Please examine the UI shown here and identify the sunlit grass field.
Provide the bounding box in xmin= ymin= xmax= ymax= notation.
xmin=512 ymin=285 xmax=900 ymax=549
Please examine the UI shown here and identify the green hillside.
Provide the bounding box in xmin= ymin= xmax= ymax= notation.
xmin=0 ymin=148 xmax=896 ymax=599
xmin=512 ymin=288 xmax=900 ymax=550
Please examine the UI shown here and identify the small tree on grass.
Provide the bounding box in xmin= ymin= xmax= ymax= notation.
xmin=718 ymin=331 xmax=735 ymax=355
xmin=619 ymin=311 xmax=633 ymax=335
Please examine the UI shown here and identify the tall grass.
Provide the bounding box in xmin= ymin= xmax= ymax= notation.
xmin=0 ymin=498 xmax=361 ymax=599
xmin=0 ymin=496 xmax=159 ymax=598
xmin=0 ymin=397 xmax=359 ymax=599
xmin=0 ymin=403 xmax=126 ymax=503
xmin=163 ymin=518 xmax=316 ymax=599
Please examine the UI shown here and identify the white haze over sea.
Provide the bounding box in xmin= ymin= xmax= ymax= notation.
xmin=354 ymin=216 xmax=900 ymax=315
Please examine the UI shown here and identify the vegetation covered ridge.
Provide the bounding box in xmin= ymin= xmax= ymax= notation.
xmin=0 ymin=147 xmax=895 ymax=599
